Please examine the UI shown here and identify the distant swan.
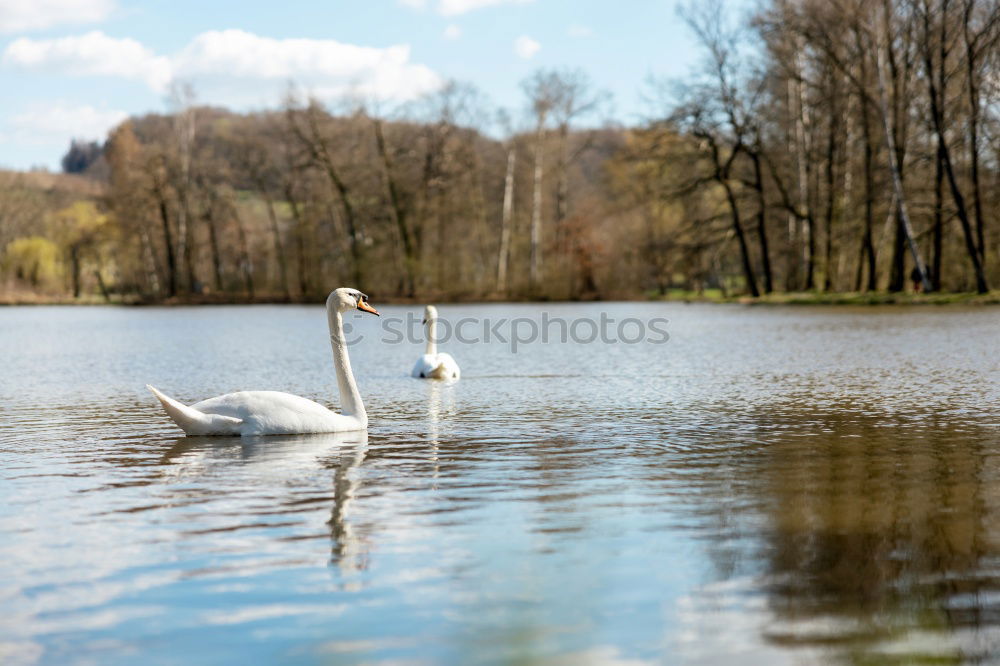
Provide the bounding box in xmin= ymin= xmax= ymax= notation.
xmin=148 ymin=288 xmax=379 ymax=436
xmin=411 ymin=305 xmax=460 ymax=380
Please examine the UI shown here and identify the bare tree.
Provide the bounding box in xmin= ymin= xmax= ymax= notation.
xmin=286 ymin=97 xmax=366 ymax=287
xmin=521 ymin=71 xmax=560 ymax=289
xmin=496 ymin=111 xmax=517 ymax=294
xmin=915 ymin=0 xmax=988 ymax=292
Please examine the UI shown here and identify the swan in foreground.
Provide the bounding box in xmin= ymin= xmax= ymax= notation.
xmin=411 ymin=305 xmax=460 ymax=380
xmin=148 ymin=288 xmax=379 ymax=436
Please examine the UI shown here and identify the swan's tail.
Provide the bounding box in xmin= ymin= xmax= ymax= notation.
xmin=146 ymin=385 xmax=242 ymax=436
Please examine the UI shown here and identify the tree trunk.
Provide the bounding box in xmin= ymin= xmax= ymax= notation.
xmin=178 ymin=191 xmax=196 ymax=294
xmin=94 ymin=269 xmax=110 ymax=301
xmin=722 ymin=179 xmax=760 ymax=298
xmin=889 ymin=212 xmax=906 ymax=292
xmin=854 ymin=35 xmax=878 ymax=292
xmin=262 ymin=193 xmax=290 ymax=299
xmin=749 ymin=150 xmax=773 ymax=293
xmin=932 ymin=145 xmax=944 ymax=291
xmin=822 ymin=79 xmax=838 ymax=292
xmin=792 ymin=69 xmax=815 ymax=290
xmin=205 ymin=206 xmax=224 ymax=293
xmin=152 ymin=175 xmax=177 ymax=298
xmin=530 ymin=125 xmax=544 ymax=289
xmin=875 ymin=26 xmax=933 ymax=292
xmin=173 ymin=102 xmax=197 ymax=294
xmin=555 ymin=123 xmax=571 ymax=273
xmin=785 ymin=78 xmax=800 ymax=290
xmin=286 ymin=187 xmax=309 ymax=298
xmin=497 ymin=145 xmax=516 ymax=293
xmin=69 ymin=243 xmax=81 ymax=298
xmin=962 ymin=1 xmax=986 ymax=264
xmin=234 ymin=213 xmax=255 ymax=299
xmin=138 ymin=227 xmax=162 ymax=295
xmin=839 ymin=79 xmax=855 ymax=294
xmin=882 ymin=1 xmax=919 ymax=293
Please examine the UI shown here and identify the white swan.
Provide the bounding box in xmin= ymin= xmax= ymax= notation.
xmin=148 ymin=287 xmax=379 ymax=436
xmin=411 ymin=304 xmax=460 ymax=380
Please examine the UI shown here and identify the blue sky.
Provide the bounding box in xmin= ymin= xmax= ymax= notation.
xmin=0 ymin=0 xmax=713 ymax=170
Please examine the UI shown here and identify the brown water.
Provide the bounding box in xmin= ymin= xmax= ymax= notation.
xmin=1 ymin=303 xmax=999 ymax=665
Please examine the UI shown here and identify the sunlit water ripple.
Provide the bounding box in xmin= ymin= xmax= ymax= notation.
xmin=1 ymin=303 xmax=999 ymax=665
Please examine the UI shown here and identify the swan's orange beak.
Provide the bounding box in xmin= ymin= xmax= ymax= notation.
xmin=358 ymin=300 xmax=380 ymax=316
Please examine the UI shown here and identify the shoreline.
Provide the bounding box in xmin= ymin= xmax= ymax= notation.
xmin=3 ymin=291 xmax=1000 ymax=307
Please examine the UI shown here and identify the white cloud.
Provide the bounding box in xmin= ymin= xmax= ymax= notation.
xmin=6 ymin=103 xmax=127 ymax=143
xmin=2 ymin=31 xmax=172 ymax=91
xmin=173 ymin=30 xmax=441 ymax=103
xmin=443 ymin=24 xmax=461 ymax=40
xmin=397 ymin=0 xmax=427 ymax=7
xmin=568 ymin=23 xmax=593 ymax=38
xmin=0 ymin=0 xmax=114 ymax=33
xmin=514 ymin=35 xmax=540 ymax=59
xmin=543 ymin=646 xmax=654 ymax=666
xmin=2 ymin=29 xmax=442 ymax=105
xmin=437 ymin=0 xmax=533 ymax=16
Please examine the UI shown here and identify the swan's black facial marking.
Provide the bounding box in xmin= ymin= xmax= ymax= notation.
xmin=353 ymin=290 xmax=379 ymax=316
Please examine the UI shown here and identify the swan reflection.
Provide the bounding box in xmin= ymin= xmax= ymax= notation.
xmin=325 ymin=432 xmax=369 ymax=581
xmin=425 ymin=380 xmax=458 ymax=485
xmin=157 ymin=431 xmax=370 ymax=580
xmin=159 ymin=431 xmax=365 ymax=470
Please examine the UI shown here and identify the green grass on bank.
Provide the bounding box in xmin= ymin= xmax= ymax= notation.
xmin=651 ymin=288 xmax=1000 ymax=305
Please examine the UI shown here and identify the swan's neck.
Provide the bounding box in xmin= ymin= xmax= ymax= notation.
xmin=328 ymin=307 xmax=367 ymax=426
xmin=425 ymin=317 xmax=438 ymax=356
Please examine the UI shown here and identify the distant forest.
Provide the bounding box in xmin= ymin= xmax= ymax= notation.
xmin=2 ymin=0 xmax=999 ymax=302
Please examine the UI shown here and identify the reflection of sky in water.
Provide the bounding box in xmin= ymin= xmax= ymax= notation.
xmin=1 ymin=303 xmax=999 ymax=664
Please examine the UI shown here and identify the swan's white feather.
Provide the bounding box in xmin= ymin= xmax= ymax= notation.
xmin=411 ymin=353 xmax=461 ymax=380
xmin=147 ymin=384 xmax=243 ymax=436
xmin=149 ymin=386 xmax=364 ymax=436
xmin=413 ymin=304 xmax=461 ymax=380
xmin=192 ymin=390 xmax=364 ymax=435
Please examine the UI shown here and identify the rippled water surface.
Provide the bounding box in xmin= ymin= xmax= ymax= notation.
xmin=2 ymin=303 xmax=1000 ymax=665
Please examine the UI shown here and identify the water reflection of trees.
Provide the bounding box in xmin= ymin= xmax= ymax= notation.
xmin=666 ymin=407 xmax=1000 ymax=661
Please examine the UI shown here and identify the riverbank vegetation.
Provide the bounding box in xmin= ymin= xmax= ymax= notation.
xmin=2 ymin=0 xmax=999 ymax=304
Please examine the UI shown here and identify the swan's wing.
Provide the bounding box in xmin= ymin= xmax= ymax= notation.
xmin=412 ymin=354 xmax=460 ymax=379
xmin=412 ymin=355 xmax=437 ymax=378
xmin=191 ymin=391 xmax=360 ymax=435
xmin=191 ymin=391 xmax=333 ymax=418
xmin=437 ymin=353 xmax=461 ymax=379
xmin=147 ymin=385 xmax=243 ymax=436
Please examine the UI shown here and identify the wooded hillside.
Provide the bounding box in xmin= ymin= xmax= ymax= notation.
xmin=3 ymin=0 xmax=999 ymax=302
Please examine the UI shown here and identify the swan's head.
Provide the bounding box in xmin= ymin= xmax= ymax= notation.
xmin=329 ymin=288 xmax=379 ymax=316
xmin=422 ymin=304 xmax=438 ymax=325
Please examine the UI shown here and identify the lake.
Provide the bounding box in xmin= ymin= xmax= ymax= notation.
xmin=2 ymin=302 xmax=1000 ymax=665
